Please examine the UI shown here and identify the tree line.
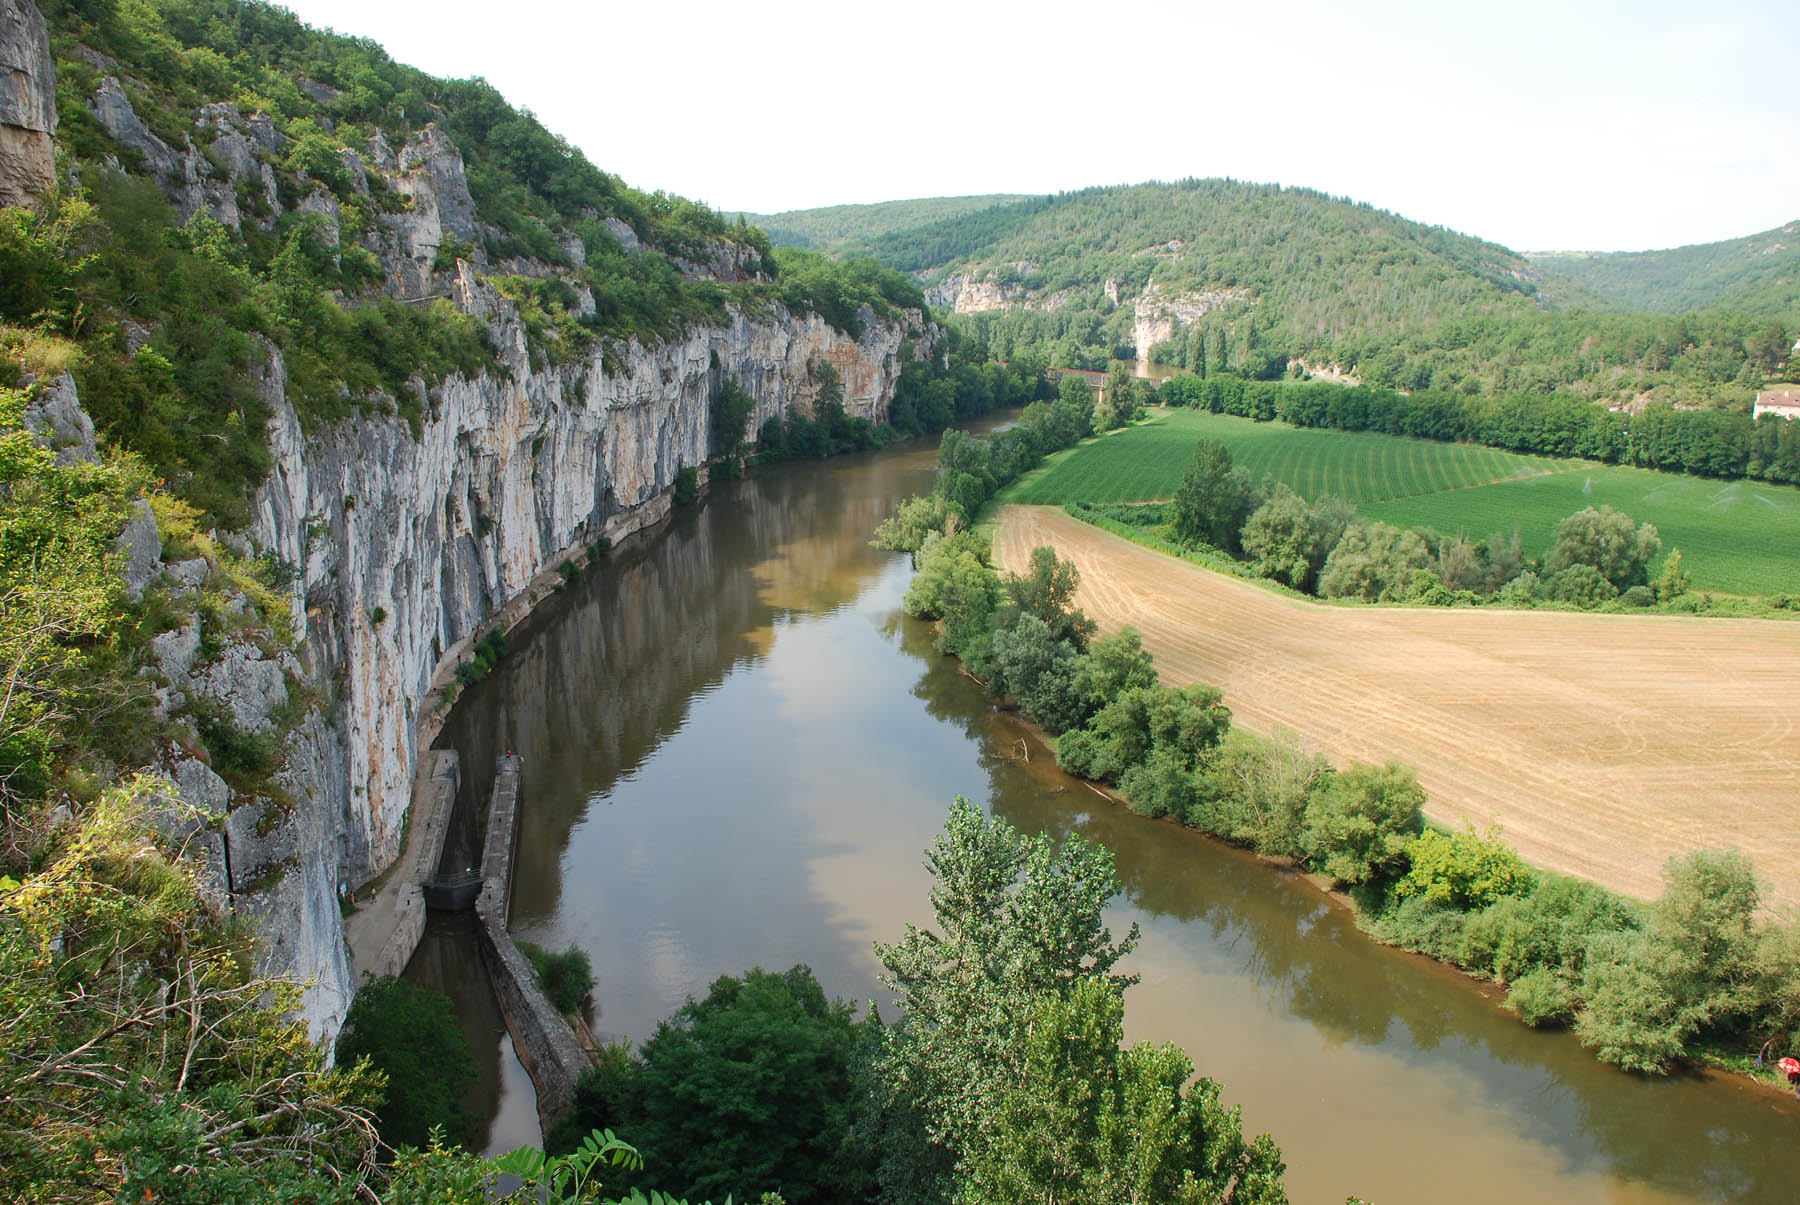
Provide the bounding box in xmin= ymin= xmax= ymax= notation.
xmin=1103 ymin=438 xmax=1690 ymax=611
xmin=1158 ymin=373 xmax=1800 ymax=485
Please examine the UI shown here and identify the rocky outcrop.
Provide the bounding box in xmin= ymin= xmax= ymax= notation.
xmin=0 ymin=0 xmax=55 ymax=206
xmin=25 ymin=371 xmax=96 ymax=464
xmin=1131 ymin=284 xmax=1251 ymax=355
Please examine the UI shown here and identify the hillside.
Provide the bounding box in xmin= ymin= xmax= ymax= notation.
xmin=804 ymin=180 xmax=1794 ymax=407
xmin=0 ymin=0 xmax=956 ymax=1194
xmin=739 ymin=193 xmax=1031 ymax=249
xmin=1529 ymin=221 xmax=1800 ymax=315
xmin=15 ymin=0 xmax=926 ymax=527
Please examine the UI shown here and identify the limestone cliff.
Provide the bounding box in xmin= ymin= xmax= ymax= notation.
xmin=0 ymin=0 xmax=54 ymax=206
xmin=245 ymin=268 xmax=926 ymax=1039
xmin=17 ymin=8 xmax=934 ymax=1043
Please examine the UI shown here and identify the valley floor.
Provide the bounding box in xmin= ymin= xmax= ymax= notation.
xmin=994 ymin=505 xmax=1800 ymax=910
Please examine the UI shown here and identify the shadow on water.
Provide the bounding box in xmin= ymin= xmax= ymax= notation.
xmin=426 ymin=415 xmax=1800 ymax=1203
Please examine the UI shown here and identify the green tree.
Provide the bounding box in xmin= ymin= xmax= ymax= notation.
xmin=1316 ymin=522 xmax=1431 ymax=602
xmin=1170 ymin=439 xmax=1255 ymax=551
xmin=1545 ymin=504 xmax=1662 ymax=590
xmin=336 ymin=974 xmax=480 ymax=1151
xmin=1196 ymin=727 xmax=1331 ymax=858
xmin=1299 ymin=761 xmax=1425 ymax=885
xmin=1395 ymin=827 xmax=1531 ymax=910
xmin=903 ymin=532 xmax=1003 ymax=658
xmin=710 ymin=380 xmax=757 ymax=457
xmin=962 ymin=977 xmax=1288 ymax=1205
xmin=631 ymin=966 xmax=867 ymax=1205
xmin=1001 ymin=545 xmax=1097 ymax=649
xmin=869 ymin=802 xmax=1284 ymax=1204
xmin=868 ymin=800 xmax=1140 ymax=1203
xmin=1071 ymin=626 xmax=1158 ymax=712
xmin=1239 ymin=485 xmax=1349 ymax=593
xmin=1576 ymin=850 xmax=1764 ymax=1072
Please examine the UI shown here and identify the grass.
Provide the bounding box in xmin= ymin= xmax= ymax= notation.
xmin=1004 ymin=409 xmax=1800 ymax=596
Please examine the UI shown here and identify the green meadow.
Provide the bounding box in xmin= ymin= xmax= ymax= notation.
xmin=1003 ymin=409 xmax=1800 ymax=595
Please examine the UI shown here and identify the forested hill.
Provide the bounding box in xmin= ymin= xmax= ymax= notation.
xmin=773 ymin=180 xmax=1796 ymax=408
xmin=738 ymin=193 xmax=1031 ymax=249
xmin=1529 ymin=221 xmax=1800 ymax=315
xmin=10 ymin=0 xmax=923 ymax=527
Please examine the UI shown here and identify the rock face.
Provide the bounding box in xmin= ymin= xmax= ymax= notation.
xmin=248 ymin=263 xmax=929 ymax=1041
xmin=30 ymin=21 xmax=933 ymax=1041
xmin=1132 ymin=285 xmax=1251 ymax=356
xmin=0 ymin=0 xmax=55 ymax=206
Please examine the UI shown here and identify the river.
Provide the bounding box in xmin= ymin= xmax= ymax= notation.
xmin=415 ymin=419 xmax=1799 ymax=1203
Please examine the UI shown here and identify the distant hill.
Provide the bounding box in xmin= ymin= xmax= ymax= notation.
xmin=738 ymin=195 xmax=1032 ymax=250
xmin=1528 ymin=221 xmax=1800 ymax=315
xmin=809 ymin=179 xmax=1792 ymax=406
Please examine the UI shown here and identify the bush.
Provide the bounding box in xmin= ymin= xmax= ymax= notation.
xmin=1300 ymin=761 xmax=1424 ymax=885
xmin=1395 ymin=827 xmax=1531 ymax=911
xmin=524 ymin=943 xmax=595 ymax=1015
xmin=672 ymin=466 xmax=699 ymax=507
xmin=1506 ymin=967 xmax=1578 ymax=1027
xmin=1546 ymin=563 xmax=1619 ymax=606
xmin=337 ymin=975 xmax=479 ymax=1150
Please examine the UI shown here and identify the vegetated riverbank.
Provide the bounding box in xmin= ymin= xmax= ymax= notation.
xmin=876 ymin=412 xmax=1800 ymax=1090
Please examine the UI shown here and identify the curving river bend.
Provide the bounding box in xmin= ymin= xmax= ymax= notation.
xmin=412 ymin=421 xmax=1799 ymax=1203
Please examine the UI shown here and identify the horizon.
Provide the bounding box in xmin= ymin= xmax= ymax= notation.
xmin=734 ymin=185 xmax=1799 ymax=257
xmin=271 ymin=0 xmax=1800 ymax=256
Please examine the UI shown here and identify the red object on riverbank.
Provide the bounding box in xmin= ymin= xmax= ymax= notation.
xmin=1779 ymin=1057 xmax=1800 ymax=1076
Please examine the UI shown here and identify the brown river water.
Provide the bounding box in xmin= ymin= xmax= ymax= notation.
xmin=413 ymin=419 xmax=1800 ymax=1203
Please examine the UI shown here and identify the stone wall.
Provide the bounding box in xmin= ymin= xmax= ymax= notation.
xmin=474 ymin=756 xmax=588 ymax=1129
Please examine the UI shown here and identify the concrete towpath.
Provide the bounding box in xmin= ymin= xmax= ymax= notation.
xmin=343 ymin=749 xmax=459 ymax=979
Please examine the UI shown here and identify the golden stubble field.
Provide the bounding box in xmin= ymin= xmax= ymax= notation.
xmin=994 ymin=506 xmax=1800 ymax=911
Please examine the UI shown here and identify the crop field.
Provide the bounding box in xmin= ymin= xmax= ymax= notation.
xmin=1003 ymin=410 xmax=1800 ymax=595
xmin=1363 ymin=469 xmax=1800 ymax=597
xmin=1005 ymin=410 xmax=1561 ymax=506
xmin=995 ymin=505 xmax=1800 ymax=910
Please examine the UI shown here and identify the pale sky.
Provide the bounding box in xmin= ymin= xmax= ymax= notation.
xmin=277 ymin=0 xmax=1798 ymax=253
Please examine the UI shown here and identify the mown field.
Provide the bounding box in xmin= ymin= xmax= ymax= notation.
xmin=1003 ymin=409 xmax=1800 ymax=595
xmin=994 ymin=506 xmax=1800 ymax=910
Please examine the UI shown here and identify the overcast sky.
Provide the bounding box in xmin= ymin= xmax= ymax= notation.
xmin=277 ymin=0 xmax=1797 ymax=253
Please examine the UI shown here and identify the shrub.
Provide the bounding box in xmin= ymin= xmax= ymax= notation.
xmin=1506 ymin=967 xmax=1578 ymax=1027
xmin=1300 ymin=761 xmax=1425 ymax=885
xmin=524 ymin=943 xmax=595 ymax=1015
xmin=336 ymin=975 xmax=478 ymax=1150
xmin=672 ymin=466 xmax=699 ymax=506
xmin=1546 ymin=563 xmax=1618 ymax=606
xmin=1395 ymin=827 xmax=1531 ymax=910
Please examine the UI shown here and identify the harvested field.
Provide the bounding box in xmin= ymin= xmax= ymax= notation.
xmin=994 ymin=505 xmax=1800 ymax=910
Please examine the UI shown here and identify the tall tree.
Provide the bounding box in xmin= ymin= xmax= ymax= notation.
xmin=868 ymin=801 xmax=1286 ymax=1205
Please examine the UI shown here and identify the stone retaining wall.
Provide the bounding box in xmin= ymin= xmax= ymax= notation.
xmin=474 ymin=755 xmax=589 ymax=1128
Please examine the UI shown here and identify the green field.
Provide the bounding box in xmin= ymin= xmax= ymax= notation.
xmin=1004 ymin=410 xmax=1800 ymax=595
xmin=1008 ymin=410 xmax=1561 ymax=506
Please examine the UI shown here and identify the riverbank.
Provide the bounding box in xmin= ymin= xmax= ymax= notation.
xmin=992 ymin=504 xmax=1800 ymax=912
xmin=441 ymin=423 xmax=1800 ymax=1202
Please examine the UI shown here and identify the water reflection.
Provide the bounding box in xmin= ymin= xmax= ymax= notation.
xmin=429 ymin=420 xmax=1800 ymax=1203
